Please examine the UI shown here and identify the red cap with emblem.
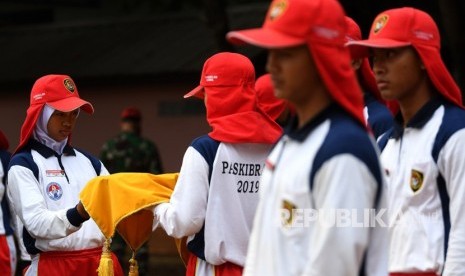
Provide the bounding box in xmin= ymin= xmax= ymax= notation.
xmin=227 ymin=0 xmax=366 ymax=126
xmin=346 ymin=7 xmax=462 ymax=108
xmin=15 ymin=74 xmax=94 ymax=154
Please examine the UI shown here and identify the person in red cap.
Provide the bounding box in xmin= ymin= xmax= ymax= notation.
xmin=152 ymin=52 xmax=282 ymax=276
xmin=227 ymin=0 xmax=388 ymax=275
xmin=347 ymin=7 xmax=465 ymax=276
xmin=100 ymin=106 xmax=163 ymax=274
xmin=254 ymin=73 xmax=291 ymax=127
xmin=7 ymin=74 xmax=123 ymax=275
xmin=345 ymin=16 xmax=394 ymax=139
xmin=0 ymin=130 xmax=17 ymax=275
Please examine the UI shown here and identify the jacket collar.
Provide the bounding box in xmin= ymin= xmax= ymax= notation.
xmin=284 ymin=103 xmax=342 ymax=142
xmin=27 ymin=139 xmax=76 ymax=158
xmin=392 ymin=96 xmax=443 ymax=139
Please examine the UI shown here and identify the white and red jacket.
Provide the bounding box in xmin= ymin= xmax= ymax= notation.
xmin=378 ymin=98 xmax=465 ymax=275
xmin=7 ymin=140 xmax=108 ymax=274
xmin=155 ymin=135 xmax=273 ymax=268
xmin=243 ymin=105 xmax=388 ymax=276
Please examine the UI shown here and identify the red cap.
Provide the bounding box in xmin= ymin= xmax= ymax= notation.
xmin=15 ymin=74 xmax=94 ymax=154
xmin=346 ymin=8 xmax=434 ymax=57
xmin=344 ymin=16 xmax=386 ymax=106
xmin=186 ymin=52 xmax=282 ymax=144
xmin=346 ymin=7 xmax=462 ymax=107
xmin=184 ymin=52 xmax=255 ymax=99
xmin=30 ymin=75 xmax=94 ymax=113
xmin=227 ymin=0 xmax=366 ymax=126
xmin=121 ymin=107 xmax=142 ymax=120
xmin=255 ymin=74 xmax=288 ymax=121
xmin=345 ymin=16 xmax=362 ymax=42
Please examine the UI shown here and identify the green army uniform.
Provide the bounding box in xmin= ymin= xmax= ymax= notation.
xmin=101 ymin=131 xmax=163 ymax=175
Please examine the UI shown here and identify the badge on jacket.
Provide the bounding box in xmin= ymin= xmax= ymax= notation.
xmin=281 ymin=199 xmax=297 ymax=227
xmin=46 ymin=182 xmax=63 ymax=201
xmin=410 ymin=169 xmax=424 ymax=192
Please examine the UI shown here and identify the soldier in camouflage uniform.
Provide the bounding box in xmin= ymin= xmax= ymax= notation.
xmin=100 ymin=107 xmax=163 ymax=275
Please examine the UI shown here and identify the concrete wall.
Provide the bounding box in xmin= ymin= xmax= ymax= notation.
xmin=1 ymin=80 xmax=210 ymax=173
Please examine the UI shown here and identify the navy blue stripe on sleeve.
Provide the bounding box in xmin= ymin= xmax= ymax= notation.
xmin=310 ymin=115 xmax=383 ymax=208
xmin=66 ymin=206 xmax=88 ymax=227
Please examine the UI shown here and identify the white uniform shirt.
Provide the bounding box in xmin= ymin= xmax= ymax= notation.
xmin=379 ymin=99 xmax=465 ymax=275
xmin=7 ymin=140 xmax=108 ymax=254
xmin=243 ymin=105 xmax=388 ymax=276
xmin=155 ymin=134 xmax=273 ymax=268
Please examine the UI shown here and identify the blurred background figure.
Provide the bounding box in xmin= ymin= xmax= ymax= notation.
xmin=254 ymin=73 xmax=292 ymax=127
xmin=0 ymin=130 xmax=16 ymax=276
xmin=101 ymin=107 xmax=163 ymax=174
xmin=100 ymin=106 xmax=164 ymax=275
xmin=345 ymin=16 xmax=394 ymax=139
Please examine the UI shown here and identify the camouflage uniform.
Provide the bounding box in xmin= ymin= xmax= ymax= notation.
xmin=101 ymin=131 xmax=163 ymax=175
xmin=100 ymin=131 xmax=163 ymax=275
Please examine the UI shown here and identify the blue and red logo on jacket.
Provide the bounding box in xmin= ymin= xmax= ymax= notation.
xmin=46 ymin=182 xmax=63 ymax=201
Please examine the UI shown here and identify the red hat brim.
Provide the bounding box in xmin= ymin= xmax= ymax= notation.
xmin=346 ymin=39 xmax=411 ymax=59
xmin=47 ymin=97 xmax=94 ymax=114
xmin=227 ymin=28 xmax=306 ymax=49
xmin=183 ymin=85 xmax=205 ymax=99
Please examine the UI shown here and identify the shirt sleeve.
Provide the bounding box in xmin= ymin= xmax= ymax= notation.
xmin=7 ymin=165 xmax=81 ymax=239
xmin=303 ymin=154 xmax=382 ymax=276
xmin=154 ymin=146 xmax=209 ymax=238
xmin=438 ymin=129 xmax=465 ymax=276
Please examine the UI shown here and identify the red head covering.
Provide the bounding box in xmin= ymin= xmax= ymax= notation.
xmin=347 ymin=7 xmax=462 ymax=108
xmin=344 ymin=16 xmax=383 ymax=103
xmin=184 ymin=52 xmax=282 ymax=143
xmin=15 ymin=74 xmax=94 ymax=154
xmin=254 ymin=74 xmax=288 ymax=121
xmin=226 ymin=0 xmax=366 ymax=126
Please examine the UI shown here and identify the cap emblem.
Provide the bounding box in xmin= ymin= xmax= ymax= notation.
xmin=373 ymin=14 xmax=389 ymax=34
xmin=63 ymin=78 xmax=75 ymax=93
xmin=268 ymin=0 xmax=288 ymax=21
